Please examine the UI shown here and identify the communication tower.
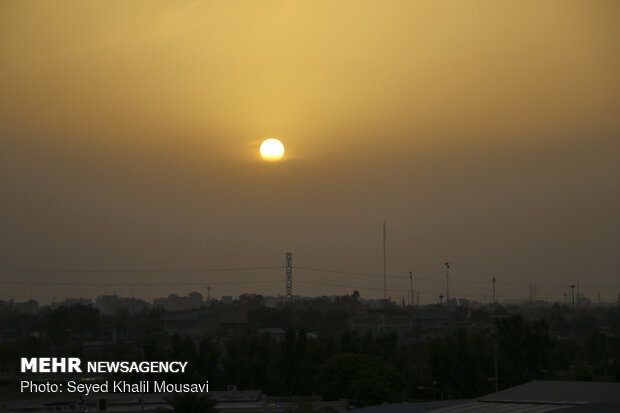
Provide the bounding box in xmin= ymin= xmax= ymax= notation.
xmin=286 ymin=252 xmax=292 ymax=300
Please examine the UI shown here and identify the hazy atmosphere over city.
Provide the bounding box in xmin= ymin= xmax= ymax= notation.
xmin=1 ymin=1 xmax=619 ymax=304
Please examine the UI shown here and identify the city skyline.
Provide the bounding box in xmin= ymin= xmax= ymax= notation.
xmin=2 ymin=254 xmax=617 ymax=306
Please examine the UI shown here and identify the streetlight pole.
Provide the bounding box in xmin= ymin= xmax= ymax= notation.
xmin=444 ymin=262 xmax=450 ymax=306
xmin=570 ymin=285 xmax=575 ymax=312
xmin=494 ymin=337 xmax=498 ymax=392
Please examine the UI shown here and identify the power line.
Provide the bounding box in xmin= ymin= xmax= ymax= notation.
xmin=0 ymin=280 xmax=281 ymax=287
xmin=3 ymin=264 xmax=618 ymax=291
xmin=0 ymin=266 xmax=283 ymax=273
xmin=296 ymin=280 xmax=405 ymax=293
xmin=294 ymin=281 xmax=562 ymax=300
xmin=296 ymin=252 xmax=618 ymax=272
xmin=0 ymin=281 xmax=602 ymax=303
xmin=294 ymin=266 xmax=620 ymax=289
xmin=2 ymin=263 xmax=618 ymax=302
xmin=295 ymin=266 xmax=409 ymax=279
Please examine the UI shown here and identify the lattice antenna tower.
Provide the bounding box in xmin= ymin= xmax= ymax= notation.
xmin=286 ymin=252 xmax=292 ymax=300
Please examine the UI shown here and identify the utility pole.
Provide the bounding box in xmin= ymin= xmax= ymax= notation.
xmin=409 ymin=271 xmax=414 ymax=306
xmin=439 ymin=294 xmax=444 ymax=306
xmin=492 ymin=277 xmax=496 ymax=305
xmin=444 ymin=262 xmax=450 ymax=306
xmin=206 ymin=286 xmax=211 ymax=302
xmin=131 ymin=284 xmax=135 ymax=314
xmin=494 ymin=337 xmax=498 ymax=392
xmin=570 ymin=285 xmax=575 ymax=312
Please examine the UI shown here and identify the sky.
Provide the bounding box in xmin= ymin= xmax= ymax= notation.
xmin=1 ymin=0 xmax=619 ymax=304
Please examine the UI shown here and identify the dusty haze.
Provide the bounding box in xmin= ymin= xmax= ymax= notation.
xmin=1 ymin=0 xmax=619 ymax=304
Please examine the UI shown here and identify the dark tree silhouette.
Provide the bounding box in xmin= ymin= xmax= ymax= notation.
xmin=319 ymin=353 xmax=406 ymax=406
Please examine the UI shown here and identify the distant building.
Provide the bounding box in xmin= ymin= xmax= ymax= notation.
xmin=96 ymin=295 xmax=150 ymax=315
xmin=13 ymin=299 xmax=39 ymax=315
xmin=49 ymin=297 xmax=93 ymax=310
xmin=153 ymin=291 xmax=203 ymax=312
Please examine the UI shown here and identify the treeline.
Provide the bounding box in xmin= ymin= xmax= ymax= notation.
xmin=1 ymin=300 xmax=620 ymax=404
xmin=144 ymin=316 xmax=620 ymax=403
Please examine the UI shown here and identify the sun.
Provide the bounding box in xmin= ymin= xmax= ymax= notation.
xmin=259 ymin=138 xmax=285 ymax=161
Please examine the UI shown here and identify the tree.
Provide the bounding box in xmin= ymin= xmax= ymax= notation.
xmin=43 ymin=304 xmax=100 ymax=342
xmin=319 ymin=353 xmax=406 ymax=406
xmin=428 ymin=329 xmax=493 ymax=398
xmin=496 ymin=315 xmax=551 ymax=385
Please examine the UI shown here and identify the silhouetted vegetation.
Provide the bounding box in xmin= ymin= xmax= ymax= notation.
xmin=1 ymin=295 xmax=620 ymax=404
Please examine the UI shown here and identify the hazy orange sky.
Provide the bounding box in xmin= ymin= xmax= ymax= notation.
xmin=1 ymin=0 xmax=619 ymax=304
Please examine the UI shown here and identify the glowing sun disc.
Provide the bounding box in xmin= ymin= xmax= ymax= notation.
xmin=260 ymin=138 xmax=285 ymax=161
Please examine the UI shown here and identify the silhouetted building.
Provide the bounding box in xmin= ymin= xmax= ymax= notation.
xmin=49 ymin=298 xmax=93 ymax=310
xmin=13 ymin=299 xmax=39 ymax=315
xmin=96 ymin=294 xmax=150 ymax=315
xmin=153 ymin=291 xmax=203 ymax=311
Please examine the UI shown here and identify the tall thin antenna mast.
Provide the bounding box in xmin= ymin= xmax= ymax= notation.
xmin=383 ymin=222 xmax=387 ymax=302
